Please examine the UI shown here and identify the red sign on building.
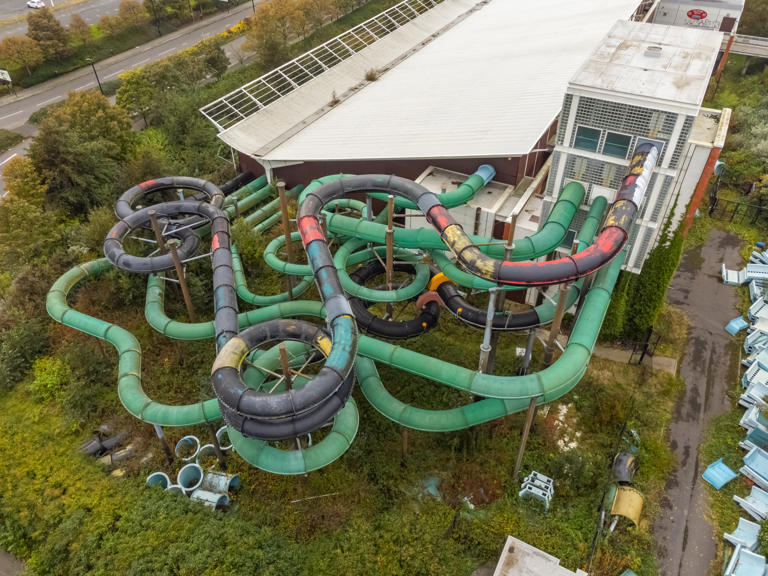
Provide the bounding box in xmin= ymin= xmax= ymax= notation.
xmin=687 ymin=9 xmax=708 ymax=20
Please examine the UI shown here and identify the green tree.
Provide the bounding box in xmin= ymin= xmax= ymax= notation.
xmin=740 ymin=0 xmax=768 ymax=36
xmin=29 ymin=91 xmax=133 ymax=216
xmin=116 ymin=67 xmax=155 ymax=124
xmin=0 ymin=157 xmax=61 ymax=272
xmin=722 ymin=96 xmax=768 ymax=193
xmin=0 ymin=36 xmax=43 ymax=75
xmin=26 ymin=7 xmax=71 ymax=61
xmin=156 ymin=0 xmax=192 ymax=24
xmin=198 ymin=41 xmax=230 ymax=79
xmin=68 ymin=14 xmax=91 ymax=46
xmin=329 ymin=0 xmax=362 ymax=19
xmin=117 ymin=128 xmax=177 ymax=190
xmin=29 ymin=356 xmax=72 ymax=401
xmin=622 ymin=231 xmax=683 ymax=339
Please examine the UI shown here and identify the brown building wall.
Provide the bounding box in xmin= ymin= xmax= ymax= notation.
xmin=237 ymin=117 xmax=559 ymax=190
xmin=515 ymin=118 xmax=558 ymax=183
xmin=238 ymin=156 xmax=523 ymax=189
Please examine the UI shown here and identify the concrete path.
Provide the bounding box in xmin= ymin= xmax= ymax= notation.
xmin=653 ymin=229 xmax=742 ymax=576
xmin=540 ymin=330 xmax=679 ymax=375
xmin=0 ymin=551 xmax=23 ymax=576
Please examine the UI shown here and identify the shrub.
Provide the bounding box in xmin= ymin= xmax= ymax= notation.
xmin=0 ymin=319 xmax=49 ymax=393
xmin=29 ymin=356 xmax=72 ymax=401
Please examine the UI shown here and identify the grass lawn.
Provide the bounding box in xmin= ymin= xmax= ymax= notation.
xmin=0 ymin=130 xmax=23 ymax=155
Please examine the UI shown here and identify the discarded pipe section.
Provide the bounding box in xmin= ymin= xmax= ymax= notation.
xmin=147 ymin=461 xmax=240 ymax=510
xmin=175 ymin=435 xmax=200 ymax=461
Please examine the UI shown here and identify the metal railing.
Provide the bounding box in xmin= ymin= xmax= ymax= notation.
xmin=722 ymin=34 xmax=768 ymax=57
xmin=709 ymin=197 xmax=768 ymax=226
xmin=200 ymin=0 xmax=445 ymax=132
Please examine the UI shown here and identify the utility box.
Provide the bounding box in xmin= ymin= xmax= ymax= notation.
xmin=652 ymin=0 xmax=744 ymax=32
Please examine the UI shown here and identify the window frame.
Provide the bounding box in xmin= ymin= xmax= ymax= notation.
xmin=573 ymin=125 xmax=602 ymax=153
xmin=602 ymin=131 xmax=633 ymax=159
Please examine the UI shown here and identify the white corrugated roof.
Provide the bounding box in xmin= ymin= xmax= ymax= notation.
xmin=569 ymin=20 xmax=722 ymax=110
xmin=219 ymin=0 xmax=641 ymax=162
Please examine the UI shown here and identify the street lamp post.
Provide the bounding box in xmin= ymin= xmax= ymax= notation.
xmin=251 ymin=0 xmax=256 ymax=14
xmin=85 ymin=58 xmax=103 ymax=95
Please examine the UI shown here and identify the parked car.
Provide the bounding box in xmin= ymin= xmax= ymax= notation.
xmin=27 ymin=0 xmax=45 ymax=8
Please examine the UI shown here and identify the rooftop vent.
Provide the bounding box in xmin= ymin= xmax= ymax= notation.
xmin=644 ymin=45 xmax=663 ymax=58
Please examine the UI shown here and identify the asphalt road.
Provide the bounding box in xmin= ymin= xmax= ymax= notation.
xmin=0 ymin=4 xmax=253 ymax=131
xmin=653 ymin=229 xmax=741 ymax=576
xmin=1 ymin=0 xmax=122 ymax=41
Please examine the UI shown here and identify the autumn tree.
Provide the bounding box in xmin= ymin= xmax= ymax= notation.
xmin=243 ymin=0 xmax=302 ymax=68
xmin=29 ymin=91 xmax=133 ymax=216
xmin=68 ymin=14 xmax=91 ymax=46
xmin=329 ymin=0 xmax=361 ymax=19
xmin=297 ymin=0 xmax=333 ymax=33
xmin=98 ymin=15 xmax=123 ymax=36
xmin=118 ymin=0 xmax=150 ymax=28
xmin=26 ymin=8 xmax=71 ymax=61
xmin=0 ymin=36 xmax=43 ymax=75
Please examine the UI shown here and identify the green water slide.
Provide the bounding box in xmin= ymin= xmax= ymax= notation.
xmin=47 ymin=162 xmax=627 ymax=475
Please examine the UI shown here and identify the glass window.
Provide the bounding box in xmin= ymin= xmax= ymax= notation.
xmin=603 ymin=132 xmax=632 ymax=158
xmin=574 ymin=126 xmax=601 ymax=152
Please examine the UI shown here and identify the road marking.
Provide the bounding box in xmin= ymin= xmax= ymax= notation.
xmin=76 ymin=82 xmax=95 ymax=91
xmin=159 ymin=47 xmax=175 ymax=55
xmin=0 ymin=154 xmax=17 ymax=167
xmin=136 ymin=57 xmax=151 ymax=65
xmin=0 ymin=110 xmax=23 ymax=121
xmin=39 ymin=96 xmax=62 ymax=106
xmin=104 ymin=69 xmax=125 ymax=79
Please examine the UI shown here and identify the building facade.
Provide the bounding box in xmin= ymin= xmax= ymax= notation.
xmin=543 ymin=21 xmax=727 ymax=273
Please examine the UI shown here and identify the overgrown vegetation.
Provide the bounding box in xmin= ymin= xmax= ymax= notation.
xmin=0 ymin=0 xmax=694 ymax=574
xmin=0 ymin=307 xmax=682 ymax=575
xmin=601 ymin=229 xmax=684 ymax=342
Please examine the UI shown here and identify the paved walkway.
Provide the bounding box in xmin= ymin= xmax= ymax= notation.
xmin=0 ymin=551 xmax=22 ymax=576
xmin=653 ymin=229 xmax=742 ymax=576
xmin=540 ymin=331 xmax=679 ymax=375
